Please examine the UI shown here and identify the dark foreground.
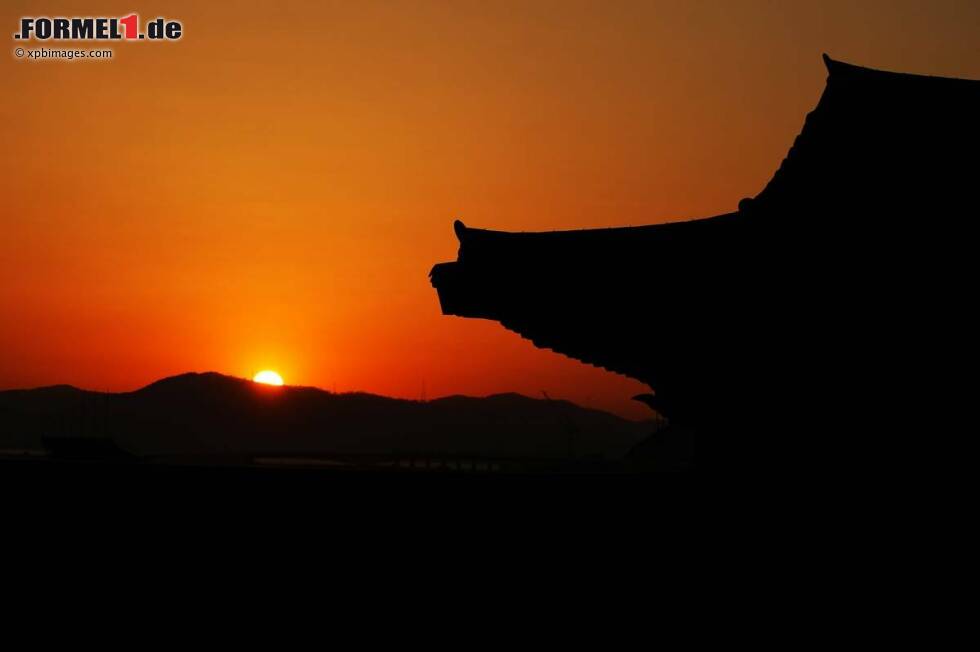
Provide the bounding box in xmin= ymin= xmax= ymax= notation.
xmin=0 ymin=453 xmax=674 ymax=478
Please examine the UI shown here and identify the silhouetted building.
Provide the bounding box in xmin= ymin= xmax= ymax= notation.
xmin=430 ymin=55 xmax=980 ymax=468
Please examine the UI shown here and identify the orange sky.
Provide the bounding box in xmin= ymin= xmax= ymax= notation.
xmin=2 ymin=1 xmax=978 ymax=418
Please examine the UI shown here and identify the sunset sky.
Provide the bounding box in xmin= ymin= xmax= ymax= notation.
xmin=3 ymin=1 xmax=978 ymax=418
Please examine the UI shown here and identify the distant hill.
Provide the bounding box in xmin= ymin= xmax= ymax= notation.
xmin=0 ymin=372 xmax=651 ymax=461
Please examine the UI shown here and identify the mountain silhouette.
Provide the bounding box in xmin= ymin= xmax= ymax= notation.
xmin=0 ymin=372 xmax=651 ymax=467
xmin=430 ymin=55 xmax=980 ymax=469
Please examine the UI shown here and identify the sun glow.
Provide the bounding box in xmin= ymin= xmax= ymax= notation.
xmin=253 ymin=370 xmax=284 ymax=386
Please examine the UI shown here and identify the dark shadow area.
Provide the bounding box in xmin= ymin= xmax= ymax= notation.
xmin=430 ymin=55 xmax=980 ymax=469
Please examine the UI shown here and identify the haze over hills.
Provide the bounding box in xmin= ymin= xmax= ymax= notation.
xmin=0 ymin=372 xmax=652 ymax=461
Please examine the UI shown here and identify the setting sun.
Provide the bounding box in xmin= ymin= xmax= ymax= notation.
xmin=3 ymin=2 xmax=978 ymax=424
xmin=253 ymin=370 xmax=284 ymax=386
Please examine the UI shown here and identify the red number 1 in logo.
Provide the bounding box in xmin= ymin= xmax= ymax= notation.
xmin=120 ymin=14 xmax=138 ymax=39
